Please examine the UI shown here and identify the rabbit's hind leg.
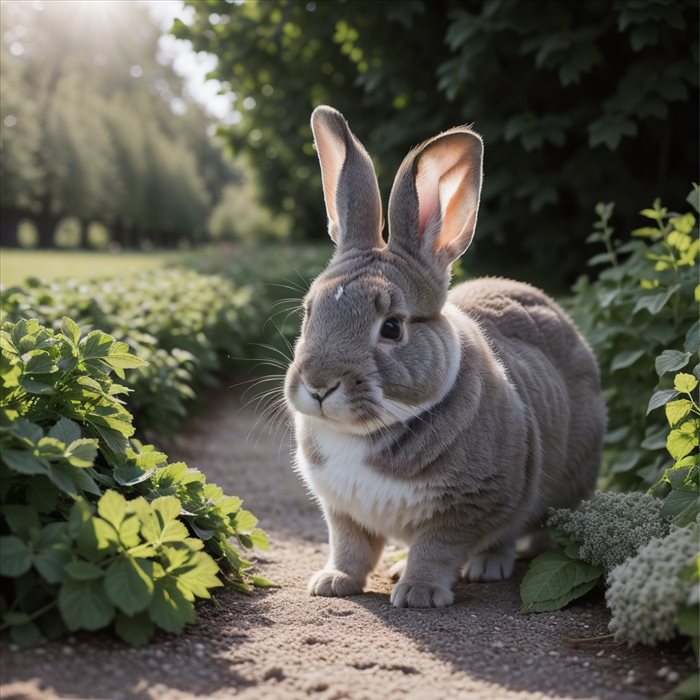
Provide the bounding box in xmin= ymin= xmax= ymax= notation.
xmin=462 ymin=540 xmax=516 ymax=582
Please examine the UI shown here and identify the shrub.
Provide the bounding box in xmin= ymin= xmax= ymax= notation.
xmin=0 ymin=317 xmax=268 ymax=647
xmin=570 ymin=187 xmax=699 ymax=489
xmin=1 ymin=269 xmax=259 ymax=434
xmin=546 ymin=492 xmax=670 ymax=571
xmin=606 ymin=522 xmax=699 ymax=648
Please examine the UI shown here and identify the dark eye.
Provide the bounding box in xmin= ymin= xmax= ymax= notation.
xmin=380 ymin=317 xmax=403 ymax=341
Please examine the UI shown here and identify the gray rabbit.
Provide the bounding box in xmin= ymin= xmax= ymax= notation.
xmin=284 ymin=106 xmax=606 ymax=608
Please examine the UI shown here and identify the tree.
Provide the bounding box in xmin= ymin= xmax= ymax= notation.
xmin=0 ymin=0 xmax=236 ymax=249
xmin=174 ymin=0 xmax=699 ymax=288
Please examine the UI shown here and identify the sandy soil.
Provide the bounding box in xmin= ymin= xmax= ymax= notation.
xmin=1 ymin=388 xmax=695 ymax=700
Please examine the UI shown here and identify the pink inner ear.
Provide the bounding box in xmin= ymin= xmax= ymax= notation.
xmin=312 ymin=115 xmax=347 ymax=227
xmin=416 ymin=156 xmax=443 ymax=240
xmin=415 ymin=135 xmax=478 ymax=255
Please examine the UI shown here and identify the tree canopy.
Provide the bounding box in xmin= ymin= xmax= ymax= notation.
xmin=175 ymin=0 xmax=699 ymax=286
xmin=0 ymin=0 xmax=235 ymax=248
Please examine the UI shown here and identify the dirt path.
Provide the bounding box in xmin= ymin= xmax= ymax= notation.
xmin=1 ymin=389 xmax=694 ymax=700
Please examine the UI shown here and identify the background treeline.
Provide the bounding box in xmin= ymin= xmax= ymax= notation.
xmin=0 ymin=1 xmax=274 ymax=250
xmin=175 ymin=0 xmax=698 ymax=286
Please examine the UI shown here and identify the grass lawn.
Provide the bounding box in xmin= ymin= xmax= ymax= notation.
xmin=0 ymin=249 xmax=185 ymax=286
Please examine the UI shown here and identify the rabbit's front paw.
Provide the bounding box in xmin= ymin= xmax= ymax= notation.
xmin=390 ymin=580 xmax=454 ymax=608
xmin=308 ymin=569 xmax=363 ymax=597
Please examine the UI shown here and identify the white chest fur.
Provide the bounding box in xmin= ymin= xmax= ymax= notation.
xmin=294 ymin=416 xmax=440 ymax=541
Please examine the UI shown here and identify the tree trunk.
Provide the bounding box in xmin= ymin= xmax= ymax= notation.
xmin=0 ymin=207 xmax=21 ymax=248
xmin=78 ymin=219 xmax=90 ymax=250
xmin=35 ymin=213 xmax=58 ymax=249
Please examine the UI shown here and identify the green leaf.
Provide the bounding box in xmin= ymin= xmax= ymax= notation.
xmin=114 ymin=611 xmax=154 ymax=647
xmin=33 ymin=544 xmax=71 ymax=584
xmin=250 ymin=529 xmax=270 ymax=551
xmin=667 ymin=426 xmax=698 ymax=460
xmin=0 ymin=536 xmax=32 ymax=576
xmin=647 ymin=389 xmax=680 ymax=414
xmin=26 ymin=478 xmax=59 ymax=513
xmin=2 ymin=449 xmax=47 ymax=475
xmin=611 ymin=349 xmax=645 ymax=372
xmin=633 ymin=285 xmax=680 ymax=316
xmin=9 ymin=418 xmax=43 ymax=445
xmin=61 ymin=316 xmax=81 ymax=345
xmin=48 ymin=417 xmax=81 ymax=446
xmin=148 ymin=577 xmax=195 ymax=633
xmin=98 ymin=490 xmax=127 ymax=530
xmin=65 ymin=438 xmax=98 ymax=468
xmin=80 ymin=330 xmax=114 ymax=361
xmin=104 ymin=557 xmax=154 ymax=615
xmin=656 ymin=351 xmax=692 ymax=376
xmin=141 ymin=496 xmax=187 ymax=544
xmin=64 ymin=560 xmax=105 ymax=580
xmin=675 ymin=373 xmax=699 ymax=393
xmin=77 ymin=516 xmax=119 ymax=559
xmin=685 ymin=321 xmax=700 ymax=354
xmin=58 ymin=580 xmax=115 ymax=631
xmin=662 ymin=488 xmax=699 ymax=520
xmin=666 ymin=400 xmax=693 ymax=427
xmin=235 ymin=509 xmax=258 ymax=532
xmin=10 ymin=622 xmax=41 ymax=648
xmin=2 ymin=505 xmax=40 ymax=538
xmin=251 ymin=575 xmax=276 ymax=588
xmin=23 ymin=351 xmax=55 ymax=375
xmin=113 ymin=462 xmax=154 ymax=486
xmin=170 ymin=551 xmax=222 ymax=599
xmin=520 ymin=550 xmax=603 ymax=614
xmin=677 ymin=604 xmax=699 ymax=638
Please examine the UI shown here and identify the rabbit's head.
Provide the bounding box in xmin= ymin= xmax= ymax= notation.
xmin=285 ymin=106 xmax=483 ymax=434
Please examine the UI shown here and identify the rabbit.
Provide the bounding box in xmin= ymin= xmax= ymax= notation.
xmin=284 ymin=105 xmax=606 ymax=608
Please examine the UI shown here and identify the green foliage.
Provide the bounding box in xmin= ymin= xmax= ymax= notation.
xmin=174 ymin=0 xmax=698 ymax=286
xmin=0 ymin=1 xmax=240 ymax=249
xmin=519 ymin=550 xmax=602 ymax=614
xmin=0 ymin=317 xmax=268 ymax=646
xmin=1 ymin=269 xmax=258 ymax=434
xmin=649 ymin=370 xmax=700 ymax=528
xmin=571 ymin=188 xmax=699 ymax=489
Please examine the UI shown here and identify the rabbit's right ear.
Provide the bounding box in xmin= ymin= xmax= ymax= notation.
xmin=387 ymin=127 xmax=483 ymax=269
xmin=310 ymin=106 xmax=384 ymax=249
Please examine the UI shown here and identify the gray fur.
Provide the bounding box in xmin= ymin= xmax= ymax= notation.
xmin=285 ymin=106 xmax=606 ymax=608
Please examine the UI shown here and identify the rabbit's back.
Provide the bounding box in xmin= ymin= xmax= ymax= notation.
xmin=450 ymin=277 xmax=605 ymax=515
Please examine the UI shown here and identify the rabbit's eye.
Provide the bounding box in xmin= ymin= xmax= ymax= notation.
xmin=380 ymin=318 xmax=402 ymax=341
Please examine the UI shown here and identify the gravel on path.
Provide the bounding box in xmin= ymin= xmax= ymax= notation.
xmin=1 ymin=388 xmax=694 ymax=700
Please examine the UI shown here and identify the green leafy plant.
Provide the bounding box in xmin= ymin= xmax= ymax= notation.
xmin=520 ymin=492 xmax=670 ymax=615
xmin=1 ymin=269 xmax=258 ymax=434
xmin=1 ymin=317 xmax=269 ymax=647
xmin=570 ymin=187 xmax=699 ymax=489
xmin=649 ymin=369 xmax=700 ymax=527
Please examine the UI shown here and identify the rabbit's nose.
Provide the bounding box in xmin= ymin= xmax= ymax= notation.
xmin=305 ymin=381 xmax=340 ymax=405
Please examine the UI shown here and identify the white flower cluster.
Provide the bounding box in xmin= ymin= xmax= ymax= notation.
xmin=547 ymin=491 xmax=669 ymax=570
xmin=606 ymin=523 xmax=699 ymax=645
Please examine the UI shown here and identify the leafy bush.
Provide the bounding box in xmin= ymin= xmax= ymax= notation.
xmin=175 ymin=0 xmax=698 ymax=287
xmin=0 ymin=318 xmax=268 ymax=647
xmin=606 ymin=522 xmax=699 ymax=648
xmin=570 ymin=188 xmax=699 ymax=489
xmin=1 ymin=269 xmax=259 ymax=434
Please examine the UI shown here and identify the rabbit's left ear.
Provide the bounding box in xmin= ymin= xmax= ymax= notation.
xmin=310 ymin=105 xmax=384 ymax=249
xmin=387 ymin=128 xmax=483 ymax=267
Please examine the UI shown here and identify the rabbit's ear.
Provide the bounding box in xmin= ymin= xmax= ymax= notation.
xmin=311 ymin=105 xmax=383 ymax=248
xmin=388 ymin=128 xmax=483 ymax=266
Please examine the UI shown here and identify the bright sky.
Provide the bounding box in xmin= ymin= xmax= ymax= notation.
xmin=142 ymin=0 xmax=238 ymax=123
